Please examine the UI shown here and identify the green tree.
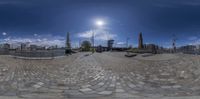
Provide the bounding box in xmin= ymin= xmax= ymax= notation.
xmin=81 ymin=40 xmax=91 ymax=51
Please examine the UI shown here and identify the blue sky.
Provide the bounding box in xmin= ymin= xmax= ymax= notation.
xmin=0 ymin=0 xmax=200 ymax=48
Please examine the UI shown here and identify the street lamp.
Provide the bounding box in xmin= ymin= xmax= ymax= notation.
xmin=126 ymin=37 xmax=130 ymax=48
xmin=92 ymin=19 xmax=105 ymax=53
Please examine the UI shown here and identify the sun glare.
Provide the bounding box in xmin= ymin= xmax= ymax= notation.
xmin=95 ymin=20 xmax=104 ymax=26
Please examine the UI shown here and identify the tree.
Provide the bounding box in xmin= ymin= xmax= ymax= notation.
xmin=81 ymin=40 xmax=91 ymax=51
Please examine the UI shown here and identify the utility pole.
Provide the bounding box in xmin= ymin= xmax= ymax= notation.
xmin=79 ymin=39 xmax=81 ymax=48
xmin=92 ymin=31 xmax=95 ymax=53
xmin=126 ymin=37 xmax=130 ymax=48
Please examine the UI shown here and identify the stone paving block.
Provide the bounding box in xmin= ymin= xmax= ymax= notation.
xmin=114 ymin=93 xmax=136 ymax=98
xmin=161 ymin=86 xmax=172 ymax=89
xmin=33 ymin=84 xmax=41 ymax=89
xmin=90 ymin=84 xmax=101 ymax=89
xmin=79 ymin=88 xmax=92 ymax=92
xmin=109 ymin=83 xmax=115 ymax=87
xmin=116 ymin=88 xmax=125 ymax=93
xmin=64 ymin=90 xmax=83 ymax=96
xmin=48 ymin=89 xmax=63 ymax=93
xmin=81 ymin=84 xmax=91 ymax=88
xmin=68 ymin=94 xmax=102 ymax=98
xmin=95 ymin=86 xmax=106 ymax=92
xmin=69 ymin=86 xmax=80 ymax=90
xmin=97 ymin=82 xmax=105 ymax=86
xmin=116 ymin=82 xmax=121 ymax=86
xmin=116 ymin=85 xmax=122 ymax=89
xmin=37 ymin=82 xmax=44 ymax=86
xmin=83 ymin=90 xmax=97 ymax=94
xmin=128 ymin=83 xmax=136 ymax=88
xmin=98 ymin=91 xmax=112 ymax=95
xmin=173 ymin=85 xmax=181 ymax=89
xmin=130 ymin=90 xmax=139 ymax=94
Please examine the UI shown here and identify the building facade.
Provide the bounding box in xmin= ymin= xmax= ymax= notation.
xmin=107 ymin=40 xmax=114 ymax=51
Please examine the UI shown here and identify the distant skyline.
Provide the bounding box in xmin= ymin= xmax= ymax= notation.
xmin=0 ymin=0 xmax=200 ymax=48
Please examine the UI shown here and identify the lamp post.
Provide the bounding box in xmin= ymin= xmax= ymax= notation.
xmin=92 ymin=30 xmax=95 ymax=53
xmin=92 ymin=19 xmax=105 ymax=53
xmin=126 ymin=37 xmax=130 ymax=48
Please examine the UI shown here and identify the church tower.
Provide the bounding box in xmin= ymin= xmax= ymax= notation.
xmin=66 ymin=32 xmax=71 ymax=49
xmin=65 ymin=32 xmax=71 ymax=54
xmin=138 ymin=32 xmax=144 ymax=49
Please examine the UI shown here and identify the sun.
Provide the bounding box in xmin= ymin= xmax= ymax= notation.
xmin=95 ymin=20 xmax=104 ymax=26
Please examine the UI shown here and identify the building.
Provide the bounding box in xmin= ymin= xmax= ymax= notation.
xmin=196 ymin=45 xmax=200 ymax=50
xmin=36 ymin=46 xmax=46 ymax=50
xmin=144 ymin=44 xmax=158 ymax=54
xmin=138 ymin=32 xmax=144 ymax=49
xmin=3 ymin=43 xmax=10 ymax=49
xmin=96 ymin=45 xmax=103 ymax=53
xmin=0 ymin=43 xmax=10 ymax=55
xmin=107 ymin=40 xmax=114 ymax=51
xmin=30 ymin=45 xmax=37 ymax=51
xmin=21 ymin=43 xmax=26 ymax=50
xmin=178 ymin=45 xmax=196 ymax=52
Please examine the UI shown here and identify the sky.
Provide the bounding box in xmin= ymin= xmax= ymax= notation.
xmin=0 ymin=0 xmax=200 ymax=48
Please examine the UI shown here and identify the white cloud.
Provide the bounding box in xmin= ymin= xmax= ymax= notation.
xmin=184 ymin=35 xmax=200 ymax=45
xmin=188 ymin=36 xmax=198 ymax=40
xmin=2 ymin=32 xmax=7 ymax=36
xmin=2 ymin=34 xmax=66 ymax=48
xmin=189 ymin=39 xmax=200 ymax=45
xmin=162 ymin=42 xmax=172 ymax=48
xmin=116 ymin=42 xmax=126 ymax=45
xmin=34 ymin=33 xmax=38 ymax=37
xmin=78 ymin=29 xmax=117 ymax=41
xmin=115 ymin=42 xmax=127 ymax=47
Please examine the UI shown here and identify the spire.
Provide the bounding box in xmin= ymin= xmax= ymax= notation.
xmin=138 ymin=32 xmax=143 ymax=49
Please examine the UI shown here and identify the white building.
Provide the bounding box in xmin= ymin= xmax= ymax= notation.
xmin=196 ymin=44 xmax=200 ymax=50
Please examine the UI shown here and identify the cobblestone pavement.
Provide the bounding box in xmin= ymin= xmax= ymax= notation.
xmin=0 ymin=52 xmax=200 ymax=99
